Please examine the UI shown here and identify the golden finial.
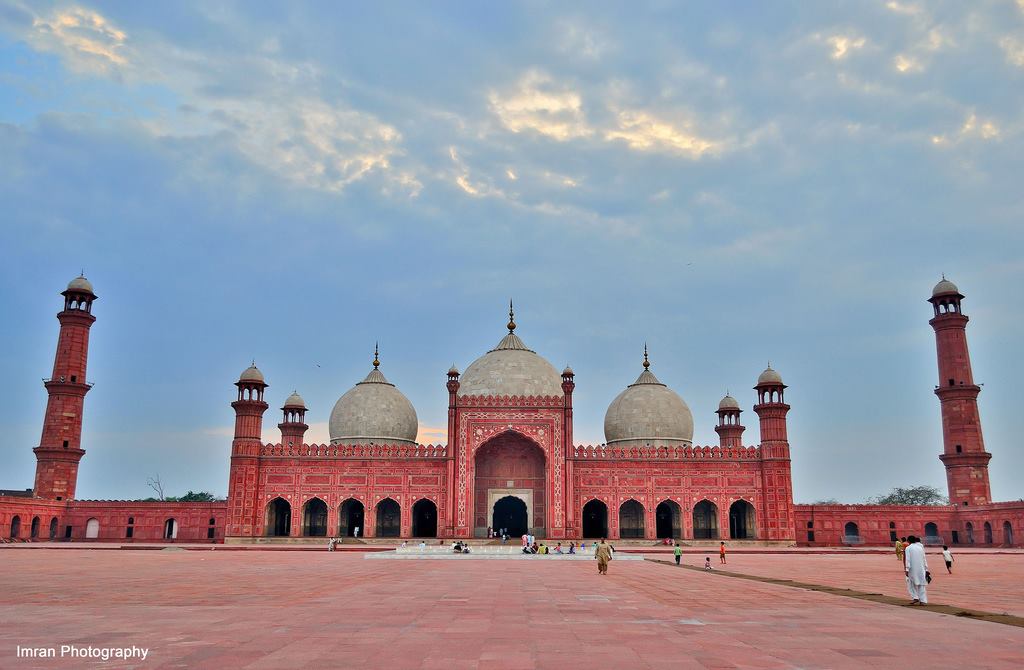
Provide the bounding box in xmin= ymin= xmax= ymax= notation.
xmin=373 ymin=342 xmax=380 ymax=369
xmin=643 ymin=343 xmax=650 ymax=369
xmin=507 ymin=299 xmax=516 ymax=332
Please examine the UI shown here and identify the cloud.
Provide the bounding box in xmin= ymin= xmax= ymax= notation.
xmin=885 ymin=1 xmax=922 ymax=16
xmin=488 ymin=70 xmax=592 ymax=141
xmin=605 ymin=110 xmax=719 ymax=158
xmin=827 ymin=35 xmax=866 ymax=60
xmin=416 ymin=424 xmax=447 ymax=445
xmin=893 ymin=53 xmax=923 ymax=73
xmin=28 ymin=6 xmax=128 ymax=73
xmin=1001 ymin=37 xmax=1024 ymax=67
xmin=930 ymin=112 xmax=1000 ymax=146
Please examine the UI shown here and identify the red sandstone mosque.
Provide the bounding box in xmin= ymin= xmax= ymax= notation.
xmin=1 ymin=276 xmax=1021 ymax=546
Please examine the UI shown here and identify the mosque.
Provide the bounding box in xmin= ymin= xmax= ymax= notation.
xmin=1 ymin=276 xmax=1021 ymax=546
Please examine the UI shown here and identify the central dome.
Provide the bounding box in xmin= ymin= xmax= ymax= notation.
xmin=604 ymin=352 xmax=693 ymax=447
xmin=458 ymin=312 xmax=563 ymax=398
xmin=329 ymin=358 xmax=418 ymax=445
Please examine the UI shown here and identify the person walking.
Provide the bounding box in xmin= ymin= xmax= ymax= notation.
xmin=895 ymin=537 xmax=905 ymax=562
xmin=941 ymin=545 xmax=954 ymax=574
xmin=673 ymin=542 xmax=682 ymax=566
xmin=905 ymin=535 xmax=929 ymax=604
xmin=595 ymin=538 xmax=613 ymax=575
xmin=719 ymin=541 xmax=727 ymax=565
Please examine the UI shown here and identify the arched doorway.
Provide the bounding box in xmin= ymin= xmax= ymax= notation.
xmin=984 ymin=521 xmax=993 ymax=544
xmin=338 ymin=498 xmax=364 ymax=537
xmin=1004 ymin=521 xmax=1014 ymax=546
xmin=844 ymin=522 xmax=860 ymax=543
xmin=10 ymin=516 xmax=20 ymax=539
xmin=302 ymin=498 xmax=328 ymax=537
xmin=48 ymin=517 xmax=58 ymax=539
xmin=412 ymin=499 xmax=438 ymax=537
xmin=492 ymin=496 xmax=528 ymax=537
xmin=692 ymin=500 xmax=718 ymax=539
xmin=656 ymin=501 xmax=682 ymax=539
xmin=582 ymin=500 xmax=608 ymax=538
xmin=474 ymin=431 xmax=545 ymax=538
xmin=966 ymin=522 xmax=975 ymax=543
xmin=30 ymin=517 xmax=40 ymax=539
xmin=163 ymin=518 xmax=177 ymax=540
xmin=924 ymin=522 xmax=939 ymax=542
xmin=729 ymin=500 xmax=756 ymax=539
xmin=266 ymin=497 xmax=291 ymax=537
xmin=619 ymin=499 xmax=645 ymax=538
xmin=86 ymin=518 xmax=100 ymax=539
xmin=376 ymin=498 xmax=401 ymax=537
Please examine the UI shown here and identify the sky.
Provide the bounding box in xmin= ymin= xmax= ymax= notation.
xmin=0 ymin=1 xmax=1022 ymax=504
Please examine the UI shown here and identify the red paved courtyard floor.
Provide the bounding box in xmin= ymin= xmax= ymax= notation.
xmin=0 ymin=548 xmax=1022 ymax=669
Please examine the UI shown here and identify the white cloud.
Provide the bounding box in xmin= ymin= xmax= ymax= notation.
xmin=488 ymin=70 xmax=592 ymax=141
xmin=29 ymin=6 xmax=129 ymax=74
xmin=893 ymin=53 xmax=923 ymax=73
xmin=605 ymin=110 xmax=719 ymax=158
xmin=827 ymin=35 xmax=866 ymax=60
xmin=885 ymin=1 xmax=922 ymax=16
xmin=556 ymin=21 xmax=610 ymax=60
xmin=930 ymin=112 xmax=1000 ymax=146
xmin=1000 ymin=37 xmax=1024 ymax=67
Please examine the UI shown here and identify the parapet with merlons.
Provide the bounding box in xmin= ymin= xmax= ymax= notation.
xmin=571 ymin=444 xmax=760 ymax=460
xmin=258 ymin=442 xmax=448 ymax=459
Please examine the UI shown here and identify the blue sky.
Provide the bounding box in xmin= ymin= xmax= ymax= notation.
xmin=1 ymin=1 xmax=1022 ymax=503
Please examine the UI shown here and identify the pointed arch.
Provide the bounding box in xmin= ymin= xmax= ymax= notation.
xmin=729 ymin=499 xmax=756 ymax=539
xmin=265 ymin=497 xmax=291 ymax=537
xmin=582 ymin=499 xmax=609 ymax=538
xmin=376 ymin=497 xmax=401 ymax=538
xmin=412 ymin=498 xmax=438 ymax=537
xmin=692 ymin=500 xmax=719 ymax=539
xmin=618 ymin=499 xmax=645 ymax=539
xmin=338 ymin=498 xmax=365 ymax=537
xmin=656 ymin=499 xmax=682 ymax=539
xmin=301 ymin=497 xmax=328 ymax=537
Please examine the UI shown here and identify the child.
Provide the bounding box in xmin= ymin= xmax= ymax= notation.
xmin=673 ymin=542 xmax=682 ymax=565
xmin=719 ymin=541 xmax=727 ymax=564
xmin=942 ymin=545 xmax=954 ymax=574
xmin=704 ymin=556 xmax=712 ymax=571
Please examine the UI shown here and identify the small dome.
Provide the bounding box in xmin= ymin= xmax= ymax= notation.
xmin=757 ymin=366 xmax=783 ymax=386
xmin=239 ymin=365 xmax=265 ymax=383
xmin=329 ymin=364 xmax=418 ymax=445
xmin=932 ymin=277 xmax=960 ymax=297
xmin=448 ymin=364 xmax=460 ymax=376
xmin=718 ymin=394 xmax=740 ymax=410
xmin=562 ymin=365 xmax=574 ymax=376
xmin=283 ymin=391 xmax=306 ymax=408
xmin=458 ymin=329 xmax=563 ymax=398
xmin=604 ymin=361 xmax=694 ymax=447
xmin=67 ymin=275 xmax=94 ymax=293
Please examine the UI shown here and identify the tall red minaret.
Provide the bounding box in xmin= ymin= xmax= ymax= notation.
xmin=754 ymin=366 xmax=795 ymax=541
xmin=225 ymin=364 xmax=269 ymax=538
xmin=33 ymin=276 xmax=97 ymax=500
xmin=715 ymin=393 xmax=744 ymax=448
xmin=929 ymin=277 xmax=991 ymax=506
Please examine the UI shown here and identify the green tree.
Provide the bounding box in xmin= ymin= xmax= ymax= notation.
xmin=868 ymin=485 xmax=947 ymax=506
xmin=177 ymin=490 xmax=219 ymax=502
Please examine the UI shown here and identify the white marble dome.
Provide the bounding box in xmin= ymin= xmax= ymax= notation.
xmin=757 ymin=366 xmax=783 ymax=386
xmin=718 ymin=394 xmax=740 ymax=410
xmin=283 ymin=391 xmax=306 ymax=408
xmin=604 ymin=360 xmax=694 ymax=447
xmin=239 ymin=365 xmax=265 ymax=383
xmin=67 ymin=275 xmax=94 ymax=293
xmin=932 ymin=277 xmax=960 ymax=297
xmin=329 ymin=365 xmax=418 ymax=445
xmin=458 ymin=328 xmax=563 ymax=398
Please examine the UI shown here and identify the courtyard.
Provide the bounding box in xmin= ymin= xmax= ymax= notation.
xmin=0 ymin=547 xmax=1022 ymax=669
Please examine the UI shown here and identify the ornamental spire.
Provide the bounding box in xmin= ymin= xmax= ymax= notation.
xmin=373 ymin=342 xmax=380 ymax=369
xmin=643 ymin=343 xmax=650 ymax=369
xmin=507 ymin=299 xmax=516 ymax=332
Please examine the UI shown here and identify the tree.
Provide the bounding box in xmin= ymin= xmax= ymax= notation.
xmin=810 ymin=498 xmax=839 ymax=505
xmin=178 ymin=490 xmax=217 ymax=502
xmin=868 ymin=485 xmax=947 ymax=506
xmin=146 ymin=474 xmax=165 ymax=501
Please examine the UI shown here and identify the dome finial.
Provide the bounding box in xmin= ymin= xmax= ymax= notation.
xmin=507 ymin=299 xmax=516 ymax=332
xmin=643 ymin=343 xmax=650 ymax=370
xmin=373 ymin=342 xmax=380 ymax=369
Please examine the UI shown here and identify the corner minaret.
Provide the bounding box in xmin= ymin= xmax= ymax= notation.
xmin=929 ymin=277 xmax=991 ymax=506
xmin=232 ymin=364 xmax=269 ymax=444
xmin=33 ymin=276 xmax=96 ymax=500
xmin=754 ymin=365 xmax=795 ymax=541
xmin=278 ymin=391 xmax=308 ymax=447
xmin=715 ymin=393 xmax=744 ymax=448
xmin=225 ymin=363 xmax=269 ymax=538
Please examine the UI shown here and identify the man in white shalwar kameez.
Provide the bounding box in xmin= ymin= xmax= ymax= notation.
xmin=905 ymin=536 xmax=929 ymax=604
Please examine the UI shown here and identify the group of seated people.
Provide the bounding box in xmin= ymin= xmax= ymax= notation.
xmin=451 ymin=541 xmax=471 ymax=554
xmin=522 ymin=541 xmax=581 ymax=555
